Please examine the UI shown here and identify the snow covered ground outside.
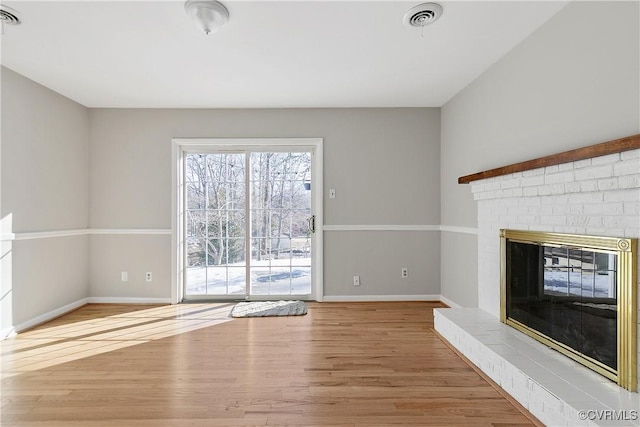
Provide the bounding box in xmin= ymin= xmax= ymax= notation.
xmin=186 ymin=257 xmax=312 ymax=296
xmin=543 ymin=269 xmax=615 ymax=298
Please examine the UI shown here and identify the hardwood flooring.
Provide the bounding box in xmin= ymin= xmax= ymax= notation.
xmin=1 ymin=302 xmax=536 ymax=426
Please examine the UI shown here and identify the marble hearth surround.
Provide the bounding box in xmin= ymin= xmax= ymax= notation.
xmin=435 ymin=135 xmax=640 ymax=426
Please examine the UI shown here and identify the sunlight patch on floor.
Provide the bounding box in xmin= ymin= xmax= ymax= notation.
xmin=0 ymin=304 xmax=234 ymax=377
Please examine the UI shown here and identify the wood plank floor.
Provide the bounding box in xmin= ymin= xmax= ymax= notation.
xmin=1 ymin=302 xmax=536 ymax=426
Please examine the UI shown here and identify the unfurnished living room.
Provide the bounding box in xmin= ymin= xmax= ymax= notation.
xmin=1 ymin=1 xmax=639 ymax=426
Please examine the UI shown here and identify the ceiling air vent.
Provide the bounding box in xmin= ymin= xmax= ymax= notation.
xmin=0 ymin=5 xmax=21 ymax=26
xmin=403 ymin=3 xmax=443 ymax=28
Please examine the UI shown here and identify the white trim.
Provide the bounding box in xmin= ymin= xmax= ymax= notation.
xmin=87 ymin=297 xmax=172 ymax=304
xmin=0 ymin=327 xmax=17 ymax=340
xmin=323 ymin=294 xmax=442 ymax=302
xmin=10 ymin=228 xmax=172 ymax=241
xmin=439 ymin=225 xmax=479 ymax=235
xmin=439 ymin=295 xmax=462 ymax=308
xmin=172 ymin=137 xmax=324 ymax=304
xmin=14 ymin=229 xmax=88 ymax=241
xmin=7 ymin=225 xmax=475 ymax=241
xmin=89 ymin=229 xmax=171 ymax=235
xmin=0 ymin=233 xmax=16 ymax=241
xmin=12 ymin=297 xmax=89 ymax=333
xmin=312 ymin=143 xmax=324 ymax=302
xmin=323 ymin=225 xmax=440 ymax=232
xmin=173 ymin=137 xmax=322 ymax=148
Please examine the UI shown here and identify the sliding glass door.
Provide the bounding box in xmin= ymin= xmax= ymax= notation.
xmin=183 ymin=149 xmax=314 ymax=300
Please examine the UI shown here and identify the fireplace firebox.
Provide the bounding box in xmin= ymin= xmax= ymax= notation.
xmin=501 ymin=229 xmax=638 ymax=391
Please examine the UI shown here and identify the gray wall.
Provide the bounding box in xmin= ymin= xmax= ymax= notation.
xmin=440 ymin=1 xmax=640 ymax=308
xmin=89 ymin=108 xmax=441 ymax=298
xmin=1 ymin=67 xmax=90 ymax=328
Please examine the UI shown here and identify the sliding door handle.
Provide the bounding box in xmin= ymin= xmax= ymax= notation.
xmin=308 ymin=215 xmax=316 ymax=234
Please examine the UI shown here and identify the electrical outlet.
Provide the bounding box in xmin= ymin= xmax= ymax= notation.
xmin=401 ymin=268 xmax=408 ymax=278
xmin=145 ymin=272 xmax=152 ymax=282
xmin=121 ymin=272 xmax=128 ymax=282
xmin=353 ymin=275 xmax=361 ymax=287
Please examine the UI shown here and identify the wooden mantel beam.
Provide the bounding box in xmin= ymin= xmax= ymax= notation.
xmin=458 ymin=134 xmax=640 ymax=184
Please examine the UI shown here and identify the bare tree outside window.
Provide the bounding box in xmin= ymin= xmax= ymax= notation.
xmin=185 ymin=151 xmax=311 ymax=296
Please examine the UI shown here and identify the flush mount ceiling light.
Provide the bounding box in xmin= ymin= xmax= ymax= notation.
xmin=184 ymin=0 xmax=229 ymax=35
xmin=403 ymin=3 xmax=443 ymax=28
xmin=0 ymin=4 xmax=21 ymax=34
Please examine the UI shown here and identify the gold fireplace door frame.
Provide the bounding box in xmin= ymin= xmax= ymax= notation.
xmin=500 ymin=229 xmax=638 ymax=392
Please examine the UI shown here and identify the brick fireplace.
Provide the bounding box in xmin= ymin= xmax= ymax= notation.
xmin=435 ymin=134 xmax=640 ymax=426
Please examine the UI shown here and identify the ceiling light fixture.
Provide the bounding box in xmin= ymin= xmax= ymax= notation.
xmin=403 ymin=3 xmax=443 ymax=29
xmin=0 ymin=4 xmax=21 ymax=35
xmin=184 ymin=0 xmax=229 ymax=35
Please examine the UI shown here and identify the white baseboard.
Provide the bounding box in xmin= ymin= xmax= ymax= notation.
xmin=322 ymin=294 xmax=442 ymax=302
xmin=13 ymin=297 xmax=89 ymax=334
xmin=0 ymin=326 xmax=17 ymax=340
xmin=87 ymin=297 xmax=172 ymax=304
xmin=439 ymin=295 xmax=462 ymax=308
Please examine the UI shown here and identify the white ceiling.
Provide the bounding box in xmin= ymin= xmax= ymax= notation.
xmin=1 ymin=0 xmax=568 ymax=108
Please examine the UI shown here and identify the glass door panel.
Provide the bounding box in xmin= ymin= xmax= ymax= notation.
xmin=184 ymin=150 xmax=313 ymax=299
xmin=185 ymin=153 xmax=246 ymax=297
xmin=249 ymin=152 xmax=312 ymax=297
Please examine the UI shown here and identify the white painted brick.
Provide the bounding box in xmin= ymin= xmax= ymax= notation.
xmin=587 ymin=217 xmax=603 ymax=227
xmin=522 ymin=168 xmax=545 ymax=177
xmin=584 ymin=202 xmax=623 ymax=216
xmin=602 ymin=216 xmax=634 ymax=228
xmin=538 ymin=206 xmax=553 ymax=215
xmin=564 ymin=182 xmax=581 ymax=193
xmin=552 ymin=195 xmax=571 ymax=204
xmin=500 ymin=198 xmax=519 ymax=207
xmin=624 ymin=202 xmax=640 ymax=215
xmin=545 ymin=172 xmax=574 ymax=185
xmin=549 ymin=184 xmax=566 ymax=194
xmin=553 ymin=226 xmax=579 ymax=234
xmin=552 ymin=205 xmax=584 ymax=215
xmin=501 ymin=179 xmax=521 ymax=189
xmin=541 ymin=216 xmax=566 ymax=226
xmin=591 ymin=152 xmax=620 ymax=165
xmin=624 ymin=228 xmax=640 ymax=238
xmin=574 ymin=165 xmax=613 ymax=181
xmin=586 ymin=227 xmax=608 ymax=235
xmin=567 ymin=216 xmax=590 ymax=227
xmin=522 ymin=187 xmax=539 ymax=197
xmin=470 ymin=183 xmax=485 ymax=193
xmin=529 ymin=224 xmax=549 ymax=231
xmin=579 ymin=180 xmax=598 ymax=192
xmin=558 ymin=162 xmax=574 ymax=172
xmin=597 ymin=177 xmax=619 ymax=191
xmin=517 ymin=215 xmax=540 ymax=224
xmin=567 ymin=193 xmax=604 ymax=204
xmin=538 ymin=185 xmax=552 ymax=196
xmin=521 ymin=176 xmax=545 ymax=187
xmin=545 ymin=165 xmax=559 ymax=174
xmin=518 ymin=197 xmax=541 ymax=206
xmin=500 ymin=215 xmax=518 ymax=224
xmin=619 ymin=175 xmax=640 ymax=189
xmin=613 ymin=161 xmax=640 ymax=176
xmin=573 ymin=158 xmax=592 ymax=169
xmin=508 ymin=206 xmax=529 ymax=215
xmin=601 ymin=228 xmax=625 ymax=237
xmin=540 ymin=196 xmax=555 ymax=205
xmin=484 ymin=182 xmax=502 ymax=191
xmin=621 ymin=149 xmax=640 ymax=160
xmin=604 ymin=190 xmax=640 ymax=202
